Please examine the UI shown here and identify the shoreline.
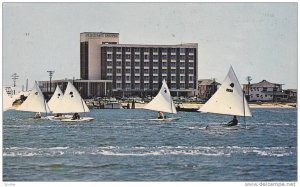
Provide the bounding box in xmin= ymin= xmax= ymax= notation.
xmin=125 ymin=102 xmax=297 ymax=109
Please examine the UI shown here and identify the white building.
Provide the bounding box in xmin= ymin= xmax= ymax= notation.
xmin=244 ymin=80 xmax=287 ymax=101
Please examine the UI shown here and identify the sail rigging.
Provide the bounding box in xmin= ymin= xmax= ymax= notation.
xmin=16 ymin=82 xmax=50 ymax=113
xmin=51 ymin=82 xmax=89 ymax=114
xmin=199 ymin=66 xmax=252 ymax=117
xmin=47 ymin=85 xmax=63 ymax=112
xmin=3 ymin=87 xmax=14 ymax=111
xmin=144 ymin=79 xmax=177 ymax=114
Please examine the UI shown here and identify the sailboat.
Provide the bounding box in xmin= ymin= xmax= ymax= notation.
xmin=198 ymin=66 xmax=252 ymax=127
xmin=51 ymin=81 xmax=94 ymax=122
xmin=144 ymin=79 xmax=180 ymax=121
xmin=3 ymin=87 xmax=14 ymax=111
xmin=16 ymin=82 xmax=50 ymax=116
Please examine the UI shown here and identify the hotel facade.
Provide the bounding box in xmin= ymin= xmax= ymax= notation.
xmin=40 ymin=32 xmax=198 ymax=99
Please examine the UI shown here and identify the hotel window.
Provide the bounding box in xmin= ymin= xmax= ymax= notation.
xmin=116 ymin=54 xmax=122 ymax=59
xmin=162 ymin=69 xmax=167 ymax=74
xmin=135 ymin=55 xmax=140 ymax=59
xmin=116 ymin=47 xmax=121 ymax=52
xmin=162 ymin=55 xmax=167 ymax=60
xmin=263 ymin=87 xmax=267 ymax=92
xmin=180 ymin=83 xmax=185 ymax=88
xmin=144 ymin=69 xmax=149 ymax=74
xmin=180 ymin=48 xmax=185 ymax=53
xmin=189 ymin=48 xmax=194 ymax=53
xmin=135 ymin=69 xmax=140 ymax=74
xmin=153 ymin=69 xmax=158 ymax=74
xmin=162 ymin=62 xmax=167 ymax=67
xmin=189 ymin=55 xmax=194 ymax=60
xmin=153 ymin=62 xmax=158 ymax=66
xmin=180 ymin=62 xmax=185 ymax=67
xmin=116 ymin=83 xmax=121 ymax=88
xmin=189 ymin=62 xmax=194 ymax=67
xmin=171 ymin=62 xmax=176 ymax=67
xmin=180 ymin=76 xmax=185 ymax=81
xmin=189 ymin=70 xmax=194 ymax=74
xmin=144 ymin=83 xmax=149 ymax=88
xmin=107 ymin=47 xmax=113 ymax=52
xmin=171 ymin=76 xmax=176 ymax=81
xmin=134 ymin=48 xmax=140 ymax=52
xmin=144 ymin=54 xmax=149 ymax=60
xmin=153 ymin=48 xmax=158 ymax=53
xmin=135 ymin=76 xmax=140 ymax=81
xmin=189 ymin=83 xmax=194 ymax=88
xmin=135 ymin=62 xmax=140 ymax=66
xmin=126 ymin=54 xmax=131 ymax=59
xmin=107 ymin=61 xmax=112 ymax=66
xmin=171 ymin=48 xmax=176 ymax=53
xmin=117 ymin=76 xmax=122 ymax=80
xmin=126 ymin=76 xmax=130 ymax=81
xmin=107 ymin=68 xmax=112 ymax=73
xmin=144 ymin=76 xmax=149 ymax=81
xmin=116 ymin=61 xmax=121 ymax=66
xmin=107 ymin=54 xmax=112 ymax=59
xmin=153 ymin=76 xmax=158 ymax=81
xmin=144 ymin=62 xmax=149 ymax=66
xmin=171 ymin=69 xmax=176 ymax=74
xmin=107 ymin=76 xmax=112 ymax=80
xmin=162 ymin=48 xmax=167 ymax=53
xmin=153 ymin=55 xmax=158 ymax=60
xmin=180 ymin=55 xmax=185 ymax=60
xmin=171 ymin=83 xmax=176 ymax=88
xmin=117 ymin=69 xmax=122 ymax=73
xmin=171 ymin=55 xmax=176 ymax=60
xmin=180 ymin=69 xmax=185 ymax=74
xmin=189 ymin=76 xmax=194 ymax=81
xmin=153 ymin=83 xmax=158 ymax=89
xmin=144 ymin=48 xmax=149 ymax=52
xmin=126 ymin=62 xmax=131 ymax=66
xmin=126 ymin=83 xmax=131 ymax=88
xmin=125 ymin=48 xmax=131 ymax=52
xmin=162 ymin=76 xmax=167 ymax=80
xmin=135 ymin=83 xmax=140 ymax=89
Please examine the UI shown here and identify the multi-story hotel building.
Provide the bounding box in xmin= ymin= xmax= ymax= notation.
xmin=80 ymin=32 xmax=198 ymax=98
xmin=39 ymin=32 xmax=198 ymax=99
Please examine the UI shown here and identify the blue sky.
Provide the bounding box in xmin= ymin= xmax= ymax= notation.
xmin=3 ymin=2 xmax=297 ymax=90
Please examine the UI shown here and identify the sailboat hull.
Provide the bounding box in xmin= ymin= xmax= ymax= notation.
xmin=60 ymin=117 xmax=95 ymax=122
xmin=148 ymin=117 xmax=181 ymax=121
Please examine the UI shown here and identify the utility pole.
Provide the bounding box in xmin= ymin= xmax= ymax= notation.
xmin=246 ymin=76 xmax=252 ymax=101
xmin=11 ymin=73 xmax=19 ymax=95
xmin=47 ymin=71 xmax=55 ymax=93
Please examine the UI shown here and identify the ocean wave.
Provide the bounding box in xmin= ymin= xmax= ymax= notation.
xmin=3 ymin=146 xmax=295 ymax=158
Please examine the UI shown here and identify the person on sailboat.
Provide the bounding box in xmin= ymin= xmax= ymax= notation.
xmin=34 ymin=112 xmax=41 ymax=119
xmin=157 ymin=111 xmax=164 ymax=119
xmin=227 ymin=115 xmax=238 ymax=126
xmin=72 ymin=113 xmax=80 ymax=120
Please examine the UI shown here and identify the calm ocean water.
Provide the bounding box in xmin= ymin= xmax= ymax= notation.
xmin=3 ymin=108 xmax=297 ymax=181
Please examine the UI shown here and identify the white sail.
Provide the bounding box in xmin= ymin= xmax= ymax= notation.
xmin=199 ymin=66 xmax=252 ymax=117
xmin=16 ymin=82 xmax=50 ymax=113
xmin=47 ymin=85 xmax=63 ymax=112
xmin=52 ymin=82 xmax=90 ymax=113
xmin=3 ymin=87 xmax=14 ymax=111
xmin=144 ymin=79 xmax=177 ymax=114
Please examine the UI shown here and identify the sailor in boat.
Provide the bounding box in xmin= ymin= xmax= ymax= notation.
xmin=34 ymin=112 xmax=41 ymax=119
xmin=54 ymin=113 xmax=63 ymax=117
xmin=227 ymin=115 xmax=238 ymax=126
xmin=72 ymin=113 xmax=80 ymax=120
xmin=157 ymin=111 xmax=164 ymax=119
